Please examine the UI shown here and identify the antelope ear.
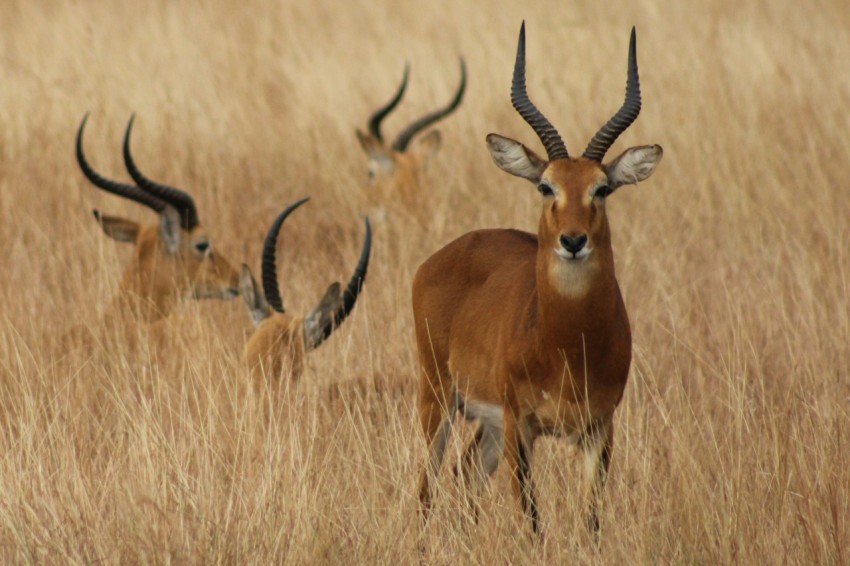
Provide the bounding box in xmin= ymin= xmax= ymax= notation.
xmin=159 ymin=205 xmax=182 ymax=254
xmin=356 ymin=129 xmax=390 ymax=159
xmin=605 ymin=145 xmax=663 ymax=189
xmin=303 ymin=282 xmax=342 ymax=350
xmin=486 ymin=133 xmax=547 ymax=183
xmin=411 ymin=130 xmax=442 ymax=163
xmin=93 ymin=210 xmax=139 ymax=243
xmin=239 ymin=264 xmax=270 ymax=328
xmin=356 ymin=129 xmax=375 ymax=152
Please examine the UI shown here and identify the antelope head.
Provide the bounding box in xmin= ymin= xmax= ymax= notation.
xmin=355 ymin=60 xmax=466 ymax=207
xmin=76 ymin=114 xmax=240 ymax=321
xmin=486 ymin=25 xmax=662 ymax=297
xmin=241 ymin=198 xmax=372 ymax=383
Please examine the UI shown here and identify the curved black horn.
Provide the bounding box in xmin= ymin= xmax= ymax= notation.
xmin=511 ymin=22 xmax=569 ymax=161
xmin=368 ymin=63 xmax=410 ymax=143
xmin=313 ymin=217 xmax=372 ymax=348
xmin=76 ymin=114 xmax=167 ymax=213
xmin=261 ymin=198 xmax=310 ymax=314
xmin=123 ymin=115 xmax=200 ymax=231
xmin=582 ymin=27 xmax=641 ymax=162
xmin=391 ymin=58 xmax=466 ymax=152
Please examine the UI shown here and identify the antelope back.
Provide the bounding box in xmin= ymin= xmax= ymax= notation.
xmin=243 ymin=313 xmax=307 ymax=384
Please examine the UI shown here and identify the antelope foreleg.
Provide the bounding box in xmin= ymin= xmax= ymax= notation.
xmin=504 ymin=413 xmax=540 ymax=534
xmin=582 ymin=418 xmax=614 ymax=536
xmin=453 ymin=422 xmax=503 ymax=521
xmin=417 ymin=393 xmax=458 ymax=525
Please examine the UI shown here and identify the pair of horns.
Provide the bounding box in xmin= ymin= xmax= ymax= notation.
xmin=367 ymin=59 xmax=466 ymax=152
xmin=76 ymin=114 xmax=200 ymax=231
xmin=261 ymin=198 xmax=372 ymax=349
xmin=511 ymin=22 xmax=642 ymax=162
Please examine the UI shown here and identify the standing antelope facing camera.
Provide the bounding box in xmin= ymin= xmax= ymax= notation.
xmin=76 ymin=114 xmax=240 ymax=323
xmin=240 ymin=198 xmax=371 ymax=384
xmin=414 ymin=24 xmax=662 ymax=536
xmin=356 ymin=60 xmax=466 ymax=214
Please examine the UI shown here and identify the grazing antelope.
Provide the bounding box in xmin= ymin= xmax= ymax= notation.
xmin=356 ymin=60 xmax=466 ymax=213
xmin=414 ymin=24 xmax=662 ymax=535
xmin=76 ymin=114 xmax=240 ymax=323
xmin=240 ymin=198 xmax=371 ymax=384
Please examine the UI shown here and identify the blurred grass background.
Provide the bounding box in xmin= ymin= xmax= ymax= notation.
xmin=0 ymin=0 xmax=848 ymax=562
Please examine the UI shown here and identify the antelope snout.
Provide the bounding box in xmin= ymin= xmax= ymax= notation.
xmin=559 ymin=233 xmax=588 ymax=255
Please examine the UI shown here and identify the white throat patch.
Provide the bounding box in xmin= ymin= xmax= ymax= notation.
xmin=549 ymin=255 xmax=597 ymax=297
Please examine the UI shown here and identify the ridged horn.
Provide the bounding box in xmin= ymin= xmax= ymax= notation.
xmin=76 ymin=114 xmax=167 ymax=213
xmin=391 ymin=58 xmax=466 ymax=152
xmin=261 ymin=198 xmax=310 ymax=314
xmin=368 ymin=63 xmax=410 ymax=143
xmin=511 ymin=22 xmax=569 ymax=161
xmin=123 ymin=115 xmax=200 ymax=231
xmin=582 ymin=27 xmax=641 ymax=162
xmin=314 ymin=217 xmax=372 ymax=347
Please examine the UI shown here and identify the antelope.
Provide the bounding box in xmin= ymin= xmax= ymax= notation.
xmin=76 ymin=114 xmax=240 ymax=323
xmin=240 ymin=198 xmax=371 ymax=384
xmin=355 ymin=60 xmax=466 ymax=214
xmin=413 ymin=24 xmax=662 ymax=536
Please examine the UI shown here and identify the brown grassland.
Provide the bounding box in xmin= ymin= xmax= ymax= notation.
xmin=2 ymin=0 xmax=849 ymax=563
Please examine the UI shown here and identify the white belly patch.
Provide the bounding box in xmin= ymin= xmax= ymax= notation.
xmin=461 ymin=401 xmax=504 ymax=428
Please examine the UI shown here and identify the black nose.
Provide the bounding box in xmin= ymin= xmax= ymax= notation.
xmin=559 ymin=234 xmax=588 ymax=254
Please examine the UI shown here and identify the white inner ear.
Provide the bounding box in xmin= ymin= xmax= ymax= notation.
xmin=239 ymin=265 xmax=270 ymax=328
xmin=159 ymin=206 xmax=182 ymax=254
xmin=486 ymin=134 xmax=546 ymax=182
xmin=238 ymin=265 xmax=256 ymax=303
xmin=303 ymin=282 xmax=342 ymax=349
xmin=606 ymin=145 xmax=663 ymax=188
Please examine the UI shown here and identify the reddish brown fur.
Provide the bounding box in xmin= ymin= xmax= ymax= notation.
xmin=243 ymin=313 xmax=307 ymax=388
xmin=100 ymin=220 xmax=240 ymax=323
xmin=239 ymin=262 xmax=346 ymax=389
xmin=356 ymin=129 xmax=441 ymax=220
xmin=413 ymin=154 xmax=656 ymax=533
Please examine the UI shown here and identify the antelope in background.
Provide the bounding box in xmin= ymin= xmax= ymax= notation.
xmin=76 ymin=114 xmax=240 ymax=323
xmin=414 ymin=24 xmax=662 ymax=536
xmin=356 ymin=60 xmax=466 ymax=218
xmin=240 ymin=198 xmax=371 ymax=384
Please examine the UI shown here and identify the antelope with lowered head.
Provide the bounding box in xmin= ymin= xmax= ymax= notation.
xmin=413 ymin=24 xmax=662 ymax=536
xmin=76 ymin=114 xmax=240 ymax=323
xmin=356 ymin=60 xmax=466 ymax=216
xmin=240 ymin=198 xmax=371 ymax=384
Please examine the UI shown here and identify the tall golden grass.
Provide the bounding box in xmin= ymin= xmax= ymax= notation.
xmin=1 ymin=0 xmax=848 ymax=562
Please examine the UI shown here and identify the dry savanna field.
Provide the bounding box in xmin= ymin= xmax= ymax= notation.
xmin=1 ymin=0 xmax=849 ymax=563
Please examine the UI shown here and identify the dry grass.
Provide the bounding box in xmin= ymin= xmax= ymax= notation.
xmin=2 ymin=0 xmax=849 ymax=563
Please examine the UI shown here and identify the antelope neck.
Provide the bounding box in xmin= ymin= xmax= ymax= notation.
xmin=534 ymin=248 xmax=618 ymax=355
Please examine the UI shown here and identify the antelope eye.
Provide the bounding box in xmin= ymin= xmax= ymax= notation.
xmin=594 ymin=185 xmax=613 ymax=199
xmin=195 ymin=241 xmax=210 ymax=254
xmin=537 ymin=184 xmax=555 ymax=197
